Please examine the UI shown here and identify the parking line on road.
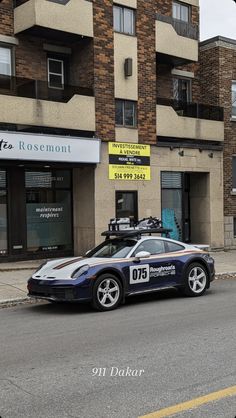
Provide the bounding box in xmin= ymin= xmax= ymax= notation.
xmin=139 ymin=385 xmax=236 ymax=418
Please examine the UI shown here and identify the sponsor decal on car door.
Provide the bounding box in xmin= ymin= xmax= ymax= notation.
xmin=129 ymin=265 xmax=150 ymax=284
xmin=148 ymin=260 xmax=177 ymax=287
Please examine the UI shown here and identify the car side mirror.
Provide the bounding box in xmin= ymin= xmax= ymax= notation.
xmin=134 ymin=251 xmax=151 ymax=261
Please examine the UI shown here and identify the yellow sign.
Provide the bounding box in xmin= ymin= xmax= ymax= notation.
xmin=108 ymin=142 xmax=151 ymax=181
xmin=108 ymin=142 xmax=150 ymax=156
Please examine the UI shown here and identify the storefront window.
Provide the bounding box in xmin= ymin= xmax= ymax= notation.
xmin=116 ymin=191 xmax=138 ymax=220
xmin=161 ymin=172 xmax=183 ymax=241
xmin=26 ymin=170 xmax=72 ymax=252
xmin=0 ymin=170 xmax=7 ymax=255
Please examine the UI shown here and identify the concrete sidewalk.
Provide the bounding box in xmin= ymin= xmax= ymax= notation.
xmin=0 ymin=251 xmax=236 ymax=305
xmin=0 ymin=260 xmax=42 ymax=305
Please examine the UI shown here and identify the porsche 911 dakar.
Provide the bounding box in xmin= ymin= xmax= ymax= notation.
xmin=27 ymin=218 xmax=215 ymax=311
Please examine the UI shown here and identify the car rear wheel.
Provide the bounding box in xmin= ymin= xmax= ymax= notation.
xmin=183 ymin=263 xmax=208 ymax=297
xmin=92 ymin=274 xmax=122 ymax=311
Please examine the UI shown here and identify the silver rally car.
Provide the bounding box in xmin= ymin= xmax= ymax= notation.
xmin=27 ymin=227 xmax=215 ymax=311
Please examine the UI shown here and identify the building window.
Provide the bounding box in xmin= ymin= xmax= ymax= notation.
xmin=116 ymin=191 xmax=138 ymax=221
xmin=173 ymin=1 xmax=190 ymax=23
xmin=173 ymin=78 xmax=192 ymax=102
xmin=47 ymin=58 xmax=64 ymax=89
xmin=232 ymin=81 xmax=236 ymax=117
xmin=0 ymin=46 xmax=12 ymax=76
xmin=113 ymin=5 xmax=135 ymax=35
xmin=115 ymin=100 xmax=137 ymax=127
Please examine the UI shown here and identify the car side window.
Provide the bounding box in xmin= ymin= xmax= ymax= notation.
xmin=133 ymin=239 xmax=165 ymax=256
xmin=166 ymin=241 xmax=184 ymax=253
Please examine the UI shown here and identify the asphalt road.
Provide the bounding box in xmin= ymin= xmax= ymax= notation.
xmin=0 ymin=279 xmax=236 ymax=418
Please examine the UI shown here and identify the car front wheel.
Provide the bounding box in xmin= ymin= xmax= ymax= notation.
xmin=92 ymin=274 xmax=122 ymax=311
xmin=183 ymin=263 xmax=208 ymax=297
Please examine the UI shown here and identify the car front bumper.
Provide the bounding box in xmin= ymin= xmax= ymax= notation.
xmin=27 ymin=279 xmax=92 ymax=302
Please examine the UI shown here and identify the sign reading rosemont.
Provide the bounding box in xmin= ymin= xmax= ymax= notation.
xmin=108 ymin=142 xmax=151 ymax=181
xmin=0 ymin=132 xmax=101 ymax=164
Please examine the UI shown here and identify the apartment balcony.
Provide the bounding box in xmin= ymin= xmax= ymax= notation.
xmin=156 ymin=14 xmax=198 ymax=66
xmin=14 ymin=0 xmax=93 ymax=41
xmin=0 ymin=76 xmax=95 ymax=131
xmin=156 ymin=98 xmax=224 ymax=142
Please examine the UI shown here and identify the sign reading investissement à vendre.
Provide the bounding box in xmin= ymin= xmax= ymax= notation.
xmin=108 ymin=142 xmax=151 ymax=181
xmin=0 ymin=132 xmax=101 ymax=164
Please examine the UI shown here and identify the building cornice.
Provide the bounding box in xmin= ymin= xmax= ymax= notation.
xmin=200 ymin=36 xmax=236 ymax=51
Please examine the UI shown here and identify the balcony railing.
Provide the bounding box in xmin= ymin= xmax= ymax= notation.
xmin=157 ymin=97 xmax=224 ymax=122
xmin=156 ymin=13 xmax=199 ymax=40
xmin=14 ymin=0 xmax=28 ymax=6
xmin=0 ymin=75 xmax=93 ymax=103
xmin=14 ymin=0 xmax=69 ymax=7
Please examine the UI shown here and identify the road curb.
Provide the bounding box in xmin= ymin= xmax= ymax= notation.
xmin=0 ymin=267 xmax=39 ymax=272
xmin=0 ymin=297 xmax=40 ymax=308
xmin=215 ymin=272 xmax=236 ymax=279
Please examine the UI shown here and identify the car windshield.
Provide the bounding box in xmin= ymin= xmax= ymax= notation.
xmin=86 ymin=239 xmax=137 ymax=258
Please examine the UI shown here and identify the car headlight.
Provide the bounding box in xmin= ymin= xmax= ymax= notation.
xmin=71 ymin=264 xmax=89 ymax=279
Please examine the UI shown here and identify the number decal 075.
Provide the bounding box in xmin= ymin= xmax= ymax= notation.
xmin=129 ymin=265 xmax=150 ymax=284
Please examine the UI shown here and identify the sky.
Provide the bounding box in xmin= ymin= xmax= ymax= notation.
xmin=200 ymin=0 xmax=236 ymax=41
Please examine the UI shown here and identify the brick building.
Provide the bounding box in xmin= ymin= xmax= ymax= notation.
xmin=200 ymin=36 xmax=236 ymax=248
xmin=0 ymin=0 xmax=224 ymax=261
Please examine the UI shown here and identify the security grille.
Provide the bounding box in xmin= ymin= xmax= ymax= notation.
xmin=161 ymin=172 xmax=182 ymax=189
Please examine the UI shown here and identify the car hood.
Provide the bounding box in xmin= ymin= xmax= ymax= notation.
xmin=31 ymin=256 xmax=112 ymax=280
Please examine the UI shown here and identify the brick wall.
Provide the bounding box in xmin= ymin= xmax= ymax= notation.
xmin=192 ymin=5 xmax=199 ymax=26
xmin=70 ymin=38 xmax=94 ymax=89
xmin=137 ymin=0 xmax=156 ymax=144
xmin=200 ymin=41 xmax=236 ymax=223
xmin=93 ymin=0 xmax=115 ymax=142
xmin=199 ymin=47 xmax=221 ymax=107
xmin=220 ymin=46 xmax=236 ymax=217
xmin=0 ymin=0 xmax=14 ymax=37
xmin=156 ymin=1 xmax=172 ymax=16
xmin=15 ymin=36 xmax=47 ymax=80
xmin=157 ymin=64 xmax=172 ymax=99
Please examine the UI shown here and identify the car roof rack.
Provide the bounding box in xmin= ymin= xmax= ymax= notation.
xmin=101 ymin=228 xmax=172 ymax=240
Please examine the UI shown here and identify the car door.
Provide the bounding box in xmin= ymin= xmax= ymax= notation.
xmin=163 ymin=240 xmax=186 ymax=285
xmin=127 ymin=239 xmax=170 ymax=292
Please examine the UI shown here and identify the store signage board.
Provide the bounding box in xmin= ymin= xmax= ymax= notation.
xmin=108 ymin=142 xmax=151 ymax=181
xmin=0 ymin=132 xmax=100 ymax=164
